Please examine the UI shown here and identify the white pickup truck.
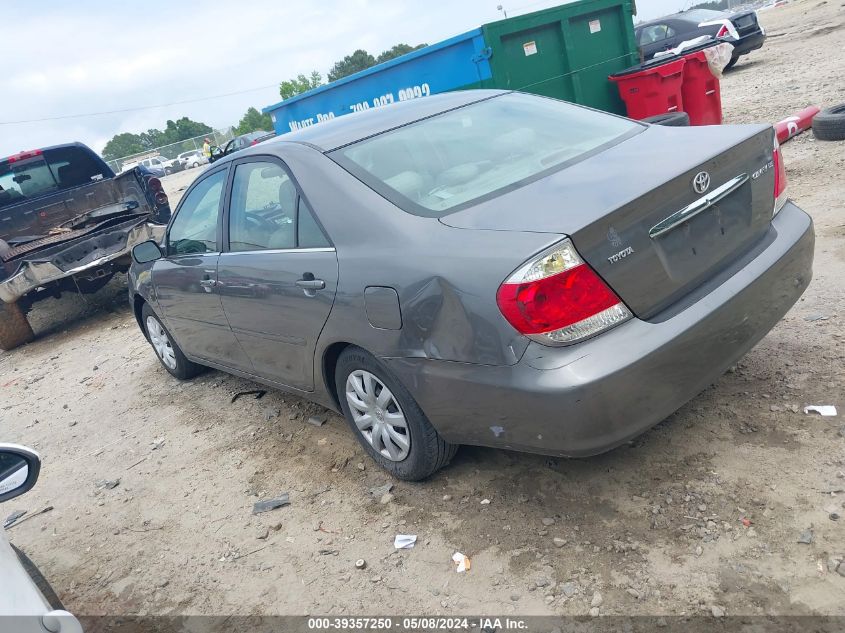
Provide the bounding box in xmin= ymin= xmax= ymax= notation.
xmin=121 ymin=155 xmax=168 ymax=174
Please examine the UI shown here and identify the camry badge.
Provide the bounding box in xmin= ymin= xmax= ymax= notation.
xmin=692 ymin=171 xmax=711 ymax=195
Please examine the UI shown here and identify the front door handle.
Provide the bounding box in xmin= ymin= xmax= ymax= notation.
xmin=295 ymin=278 xmax=325 ymax=290
xmin=200 ymin=272 xmax=216 ymax=291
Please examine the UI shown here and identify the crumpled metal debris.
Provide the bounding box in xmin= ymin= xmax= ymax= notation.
xmin=252 ymin=493 xmax=290 ymax=515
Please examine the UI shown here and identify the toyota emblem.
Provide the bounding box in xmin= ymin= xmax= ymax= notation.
xmin=692 ymin=171 xmax=711 ymax=195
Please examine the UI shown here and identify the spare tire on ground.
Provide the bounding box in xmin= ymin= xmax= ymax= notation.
xmin=641 ymin=112 xmax=691 ymax=127
xmin=812 ymin=104 xmax=845 ymax=141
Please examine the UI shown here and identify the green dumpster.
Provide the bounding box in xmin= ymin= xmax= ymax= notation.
xmin=480 ymin=0 xmax=639 ymax=115
xmin=262 ymin=0 xmax=640 ymax=133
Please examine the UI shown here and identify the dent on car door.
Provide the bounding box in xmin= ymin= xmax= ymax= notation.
xmin=217 ymin=158 xmax=338 ymax=390
xmin=151 ymin=167 xmax=253 ymax=370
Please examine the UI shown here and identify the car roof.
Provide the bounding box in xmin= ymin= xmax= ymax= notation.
xmin=637 ymin=8 xmax=725 ymax=28
xmin=258 ymin=89 xmax=508 ymax=153
xmin=1 ymin=141 xmax=94 ymax=163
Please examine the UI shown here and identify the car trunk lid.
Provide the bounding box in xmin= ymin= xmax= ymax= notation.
xmin=440 ymin=123 xmax=777 ymax=319
xmin=730 ymin=10 xmax=761 ymax=36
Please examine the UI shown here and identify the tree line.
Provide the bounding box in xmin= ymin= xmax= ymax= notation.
xmin=690 ymin=0 xmax=729 ymax=10
xmin=279 ymin=43 xmax=426 ymax=100
xmin=102 ymin=117 xmax=213 ymax=162
xmin=102 ymin=42 xmax=426 ymax=162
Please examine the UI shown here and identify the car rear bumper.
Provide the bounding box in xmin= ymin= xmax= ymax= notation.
xmin=0 ymin=221 xmax=165 ymax=303
xmin=732 ymin=30 xmax=766 ymax=57
xmin=384 ymin=201 xmax=813 ymax=457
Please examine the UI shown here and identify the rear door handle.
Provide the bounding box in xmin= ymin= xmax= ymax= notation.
xmin=296 ymin=278 xmax=325 ymax=290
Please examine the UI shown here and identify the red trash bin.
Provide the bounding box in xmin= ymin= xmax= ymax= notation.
xmin=680 ymin=49 xmax=722 ymax=125
xmin=609 ymin=57 xmax=686 ymax=120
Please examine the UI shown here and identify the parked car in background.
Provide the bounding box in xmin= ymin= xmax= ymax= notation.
xmin=137 ymin=157 xmax=167 ymax=177
xmin=0 ymin=142 xmax=171 ymax=350
xmin=129 ymin=90 xmax=813 ymax=481
xmin=122 ymin=156 xmax=168 ymax=175
xmin=161 ymin=157 xmax=185 ymax=176
xmin=178 ymin=150 xmax=207 ymax=169
xmin=209 ymin=131 xmax=275 ymax=163
xmin=0 ymin=444 xmax=83 ymax=632
xmin=635 ymin=8 xmax=766 ymax=68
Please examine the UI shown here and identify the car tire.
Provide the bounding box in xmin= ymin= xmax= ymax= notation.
xmin=724 ymin=56 xmax=739 ymax=71
xmin=164 ymin=168 xmax=172 ymax=176
xmin=0 ymin=300 xmax=35 ymax=351
xmin=12 ymin=545 xmax=65 ymax=611
xmin=812 ymin=103 xmax=845 ymax=141
xmin=141 ymin=303 xmax=204 ymax=380
xmin=192 ymin=162 xmax=199 ymax=168
xmin=642 ymin=112 xmax=690 ymax=127
xmin=335 ymin=346 xmax=457 ymax=481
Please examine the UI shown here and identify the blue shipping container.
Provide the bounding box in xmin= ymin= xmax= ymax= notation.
xmin=263 ymin=29 xmax=493 ymax=136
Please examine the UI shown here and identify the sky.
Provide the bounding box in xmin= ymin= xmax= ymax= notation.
xmin=0 ymin=0 xmax=690 ymax=159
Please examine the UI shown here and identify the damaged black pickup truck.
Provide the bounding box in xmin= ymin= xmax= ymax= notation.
xmin=0 ymin=143 xmax=170 ymax=350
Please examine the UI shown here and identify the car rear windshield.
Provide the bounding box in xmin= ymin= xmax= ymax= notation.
xmin=0 ymin=146 xmax=107 ymax=209
xmin=331 ymin=93 xmax=641 ymax=217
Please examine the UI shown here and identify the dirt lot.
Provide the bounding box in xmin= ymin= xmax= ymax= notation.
xmin=2 ymin=0 xmax=844 ymax=618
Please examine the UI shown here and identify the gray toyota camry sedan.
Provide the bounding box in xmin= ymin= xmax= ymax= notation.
xmin=128 ymin=90 xmax=814 ymax=480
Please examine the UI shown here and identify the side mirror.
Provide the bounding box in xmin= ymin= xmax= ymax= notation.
xmin=0 ymin=444 xmax=41 ymax=504
xmin=132 ymin=240 xmax=163 ymax=264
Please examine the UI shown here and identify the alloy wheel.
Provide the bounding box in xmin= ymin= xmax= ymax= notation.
xmin=345 ymin=370 xmax=410 ymax=461
xmin=146 ymin=316 xmax=177 ymax=370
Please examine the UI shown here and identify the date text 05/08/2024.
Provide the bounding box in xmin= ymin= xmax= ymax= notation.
xmin=306 ymin=617 xmax=528 ymax=630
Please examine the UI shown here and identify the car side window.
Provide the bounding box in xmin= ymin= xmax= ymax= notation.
xmin=228 ymin=160 xmax=330 ymax=252
xmin=298 ymin=198 xmax=330 ymax=248
xmin=167 ymin=169 xmax=226 ymax=256
xmin=229 ymin=161 xmax=297 ymax=251
xmin=639 ymin=24 xmax=673 ymax=44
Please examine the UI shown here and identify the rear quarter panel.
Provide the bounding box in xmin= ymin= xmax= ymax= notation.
xmin=273 ymin=143 xmax=559 ymax=375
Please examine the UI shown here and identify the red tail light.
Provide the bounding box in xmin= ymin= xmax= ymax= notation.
xmin=772 ymin=136 xmax=788 ymax=216
xmin=146 ymin=176 xmax=168 ymax=207
xmin=716 ymin=24 xmax=730 ymax=38
xmin=496 ymin=239 xmax=632 ymax=345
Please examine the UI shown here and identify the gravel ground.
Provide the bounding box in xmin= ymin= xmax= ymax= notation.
xmin=1 ymin=0 xmax=844 ymax=618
